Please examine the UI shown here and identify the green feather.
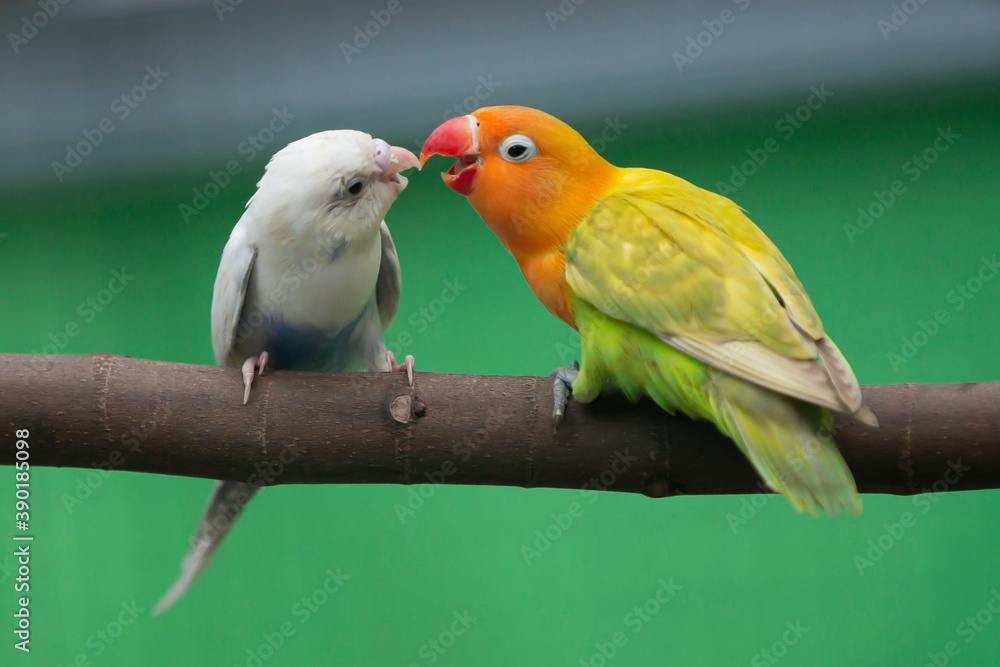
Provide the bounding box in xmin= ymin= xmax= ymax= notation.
xmin=572 ymin=299 xmax=861 ymax=517
xmin=562 ymin=168 xmax=870 ymax=517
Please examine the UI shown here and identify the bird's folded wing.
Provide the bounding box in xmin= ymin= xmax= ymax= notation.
xmin=564 ymin=175 xmax=866 ymax=416
xmin=211 ymin=219 xmax=257 ymax=366
xmin=376 ymin=220 xmax=402 ymax=331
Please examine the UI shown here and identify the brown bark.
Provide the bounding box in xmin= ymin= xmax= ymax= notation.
xmin=0 ymin=353 xmax=997 ymax=497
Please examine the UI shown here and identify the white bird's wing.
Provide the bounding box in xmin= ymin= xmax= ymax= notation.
xmin=211 ymin=220 xmax=257 ymax=366
xmin=375 ymin=221 xmax=401 ymax=331
xmin=343 ymin=221 xmax=403 ymax=373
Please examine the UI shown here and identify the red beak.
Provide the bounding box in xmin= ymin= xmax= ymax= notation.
xmin=420 ymin=115 xmax=480 ymax=196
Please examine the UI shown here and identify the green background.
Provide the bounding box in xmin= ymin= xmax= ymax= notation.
xmin=1 ymin=82 xmax=999 ymax=666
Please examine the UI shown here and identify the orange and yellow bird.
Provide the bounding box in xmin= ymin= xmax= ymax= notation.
xmin=421 ymin=106 xmax=877 ymax=517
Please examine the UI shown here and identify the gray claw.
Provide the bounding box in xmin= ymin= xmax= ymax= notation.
xmin=549 ymin=360 xmax=580 ymax=431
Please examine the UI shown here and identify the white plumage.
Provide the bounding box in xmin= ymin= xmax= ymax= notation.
xmin=155 ymin=130 xmax=418 ymax=615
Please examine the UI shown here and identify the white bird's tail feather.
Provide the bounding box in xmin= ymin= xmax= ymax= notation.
xmin=153 ymin=481 xmax=258 ymax=616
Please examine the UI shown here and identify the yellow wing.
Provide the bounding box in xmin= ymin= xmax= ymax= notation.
xmin=565 ymin=168 xmax=874 ymax=422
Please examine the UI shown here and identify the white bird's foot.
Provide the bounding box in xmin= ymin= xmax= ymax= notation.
xmin=386 ymin=351 xmax=415 ymax=386
xmin=240 ymin=351 xmax=269 ymax=405
xmin=549 ymin=360 xmax=580 ymax=430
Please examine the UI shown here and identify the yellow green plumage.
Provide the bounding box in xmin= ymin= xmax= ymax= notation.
xmin=566 ymin=169 xmax=870 ymax=516
xmin=419 ymin=105 xmax=877 ymax=518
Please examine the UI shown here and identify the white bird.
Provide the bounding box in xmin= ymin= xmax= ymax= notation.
xmin=154 ymin=130 xmax=419 ymax=615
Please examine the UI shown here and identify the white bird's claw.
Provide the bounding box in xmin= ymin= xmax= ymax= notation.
xmin=386 ymin=351 xmax=416 ymax=386
xmin=240 ymin=352 xmax=269 ymax=405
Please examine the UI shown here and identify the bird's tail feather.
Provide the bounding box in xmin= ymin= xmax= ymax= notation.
xmin=710 ymin=375 xmax=861 ymax=518
xmin=153 ymin=480 xmax=258 ymax=616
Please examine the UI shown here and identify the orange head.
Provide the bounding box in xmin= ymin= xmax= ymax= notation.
xmin=420 ymin=106 xmax=622 ymax=259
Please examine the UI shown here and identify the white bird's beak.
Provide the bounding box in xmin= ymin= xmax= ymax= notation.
xmin=374 ymin=139 xmax=421 ymax=181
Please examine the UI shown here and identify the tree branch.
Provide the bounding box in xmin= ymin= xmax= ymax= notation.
xmin=1 ymin=353 xmax=997 ymax=497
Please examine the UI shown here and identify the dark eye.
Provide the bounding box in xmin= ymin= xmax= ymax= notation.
xmin=345 ymin=177 xmax=366 ymax=197
xmin=499 ymin=134 xmax=537 ymax=163
xmin=507 ymin=144 xmax=527 ymax=158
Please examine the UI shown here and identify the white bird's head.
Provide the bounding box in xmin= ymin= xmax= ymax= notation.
xmin=247 ymin=130 xmax=420 ymax=241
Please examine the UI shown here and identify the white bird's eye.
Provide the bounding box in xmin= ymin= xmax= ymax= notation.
xmin=345 ymin=176 xmax=366 ymax=197
xmin=499 ymin=135 xmax=537 ymax=163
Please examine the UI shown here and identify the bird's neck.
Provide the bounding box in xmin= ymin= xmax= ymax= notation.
xmin=471 ymin=162 xmax=624 ymax=328
xmin=476 ymin=161 xmax=622 ymax=254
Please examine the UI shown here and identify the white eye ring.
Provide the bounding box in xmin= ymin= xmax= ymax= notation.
xmin=499 ymin=135 xmax=537 ymax=163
